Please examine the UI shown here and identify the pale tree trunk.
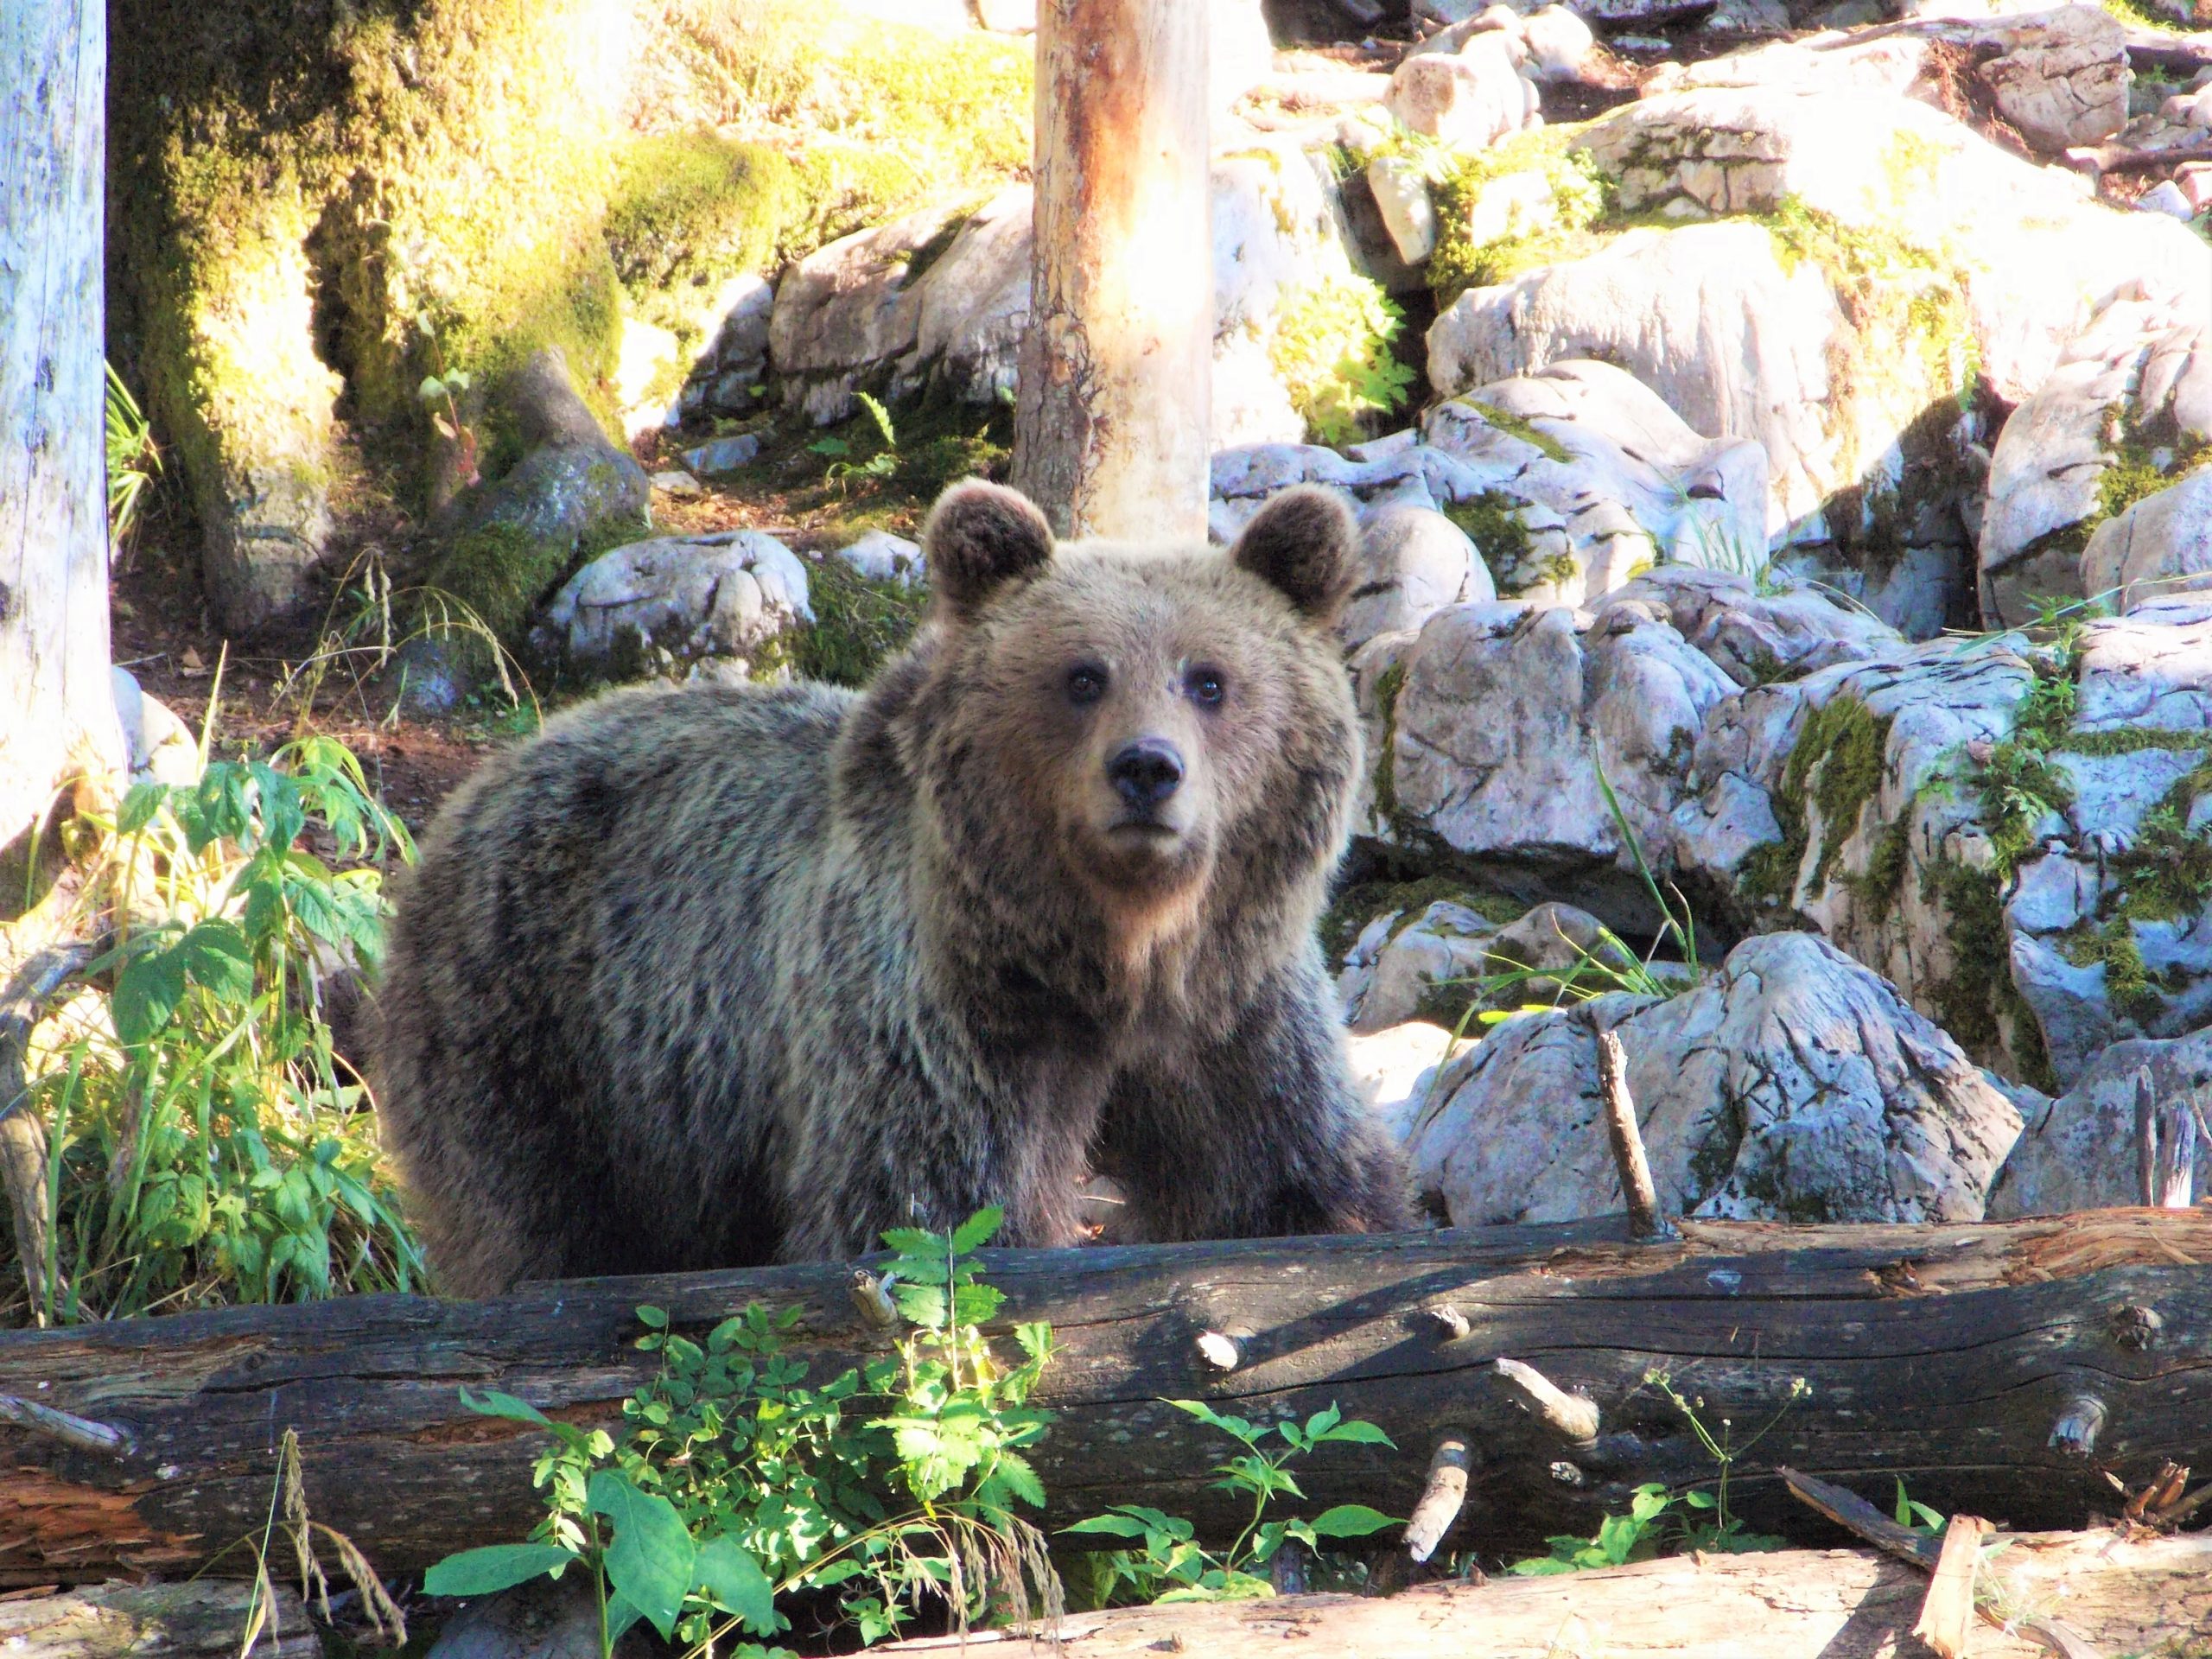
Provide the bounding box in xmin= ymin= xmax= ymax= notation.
xmin=1014 ymin=0 xmax=1211 ymax=542
xmin=0 ymin=0 xmax=117 ymax=858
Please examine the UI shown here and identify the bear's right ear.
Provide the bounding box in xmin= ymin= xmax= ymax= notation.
xmin=923 ymin=480 xmax=1056 ymax=621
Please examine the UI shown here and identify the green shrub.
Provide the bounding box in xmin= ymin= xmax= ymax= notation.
xmin=9 ymin=734 xmax=423 ymax=1325
xmin=423 ymin=1208 xmax=1058 ymax=1655
xmin=1267 ymin=273 xmax=1416 ymax=447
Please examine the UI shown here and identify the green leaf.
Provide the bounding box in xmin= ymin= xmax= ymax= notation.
xmin=118 ymin=782 xmax=168 ymax=836
xmin=1312 ymin=1419 xmax=1395 ymax=1447
xmin=950 ymin=1205 xmax=1003 ymax=1253
xmin=588 ymin=1471 xmax=695 ymax=1639
xmin=176 ymin=920 xmax=255 ymax=1004
xmin=459 ymin=1387 xmax=553 ymax=1426
xmin=1308 ymin=1504 xmax=1397 ymax=1539
xmin=111 ymin=945 xmax=188 ymax=1045
xmin=695 ymin=1537 xmax=777 ymax=1636
xmin=422 ymin=1544 xmax=573 ymax=1596
xmin=1062 ymin=1514 xmax=1148 ymax=1538
xmin=880 ymin=1226 xmax=938 ymax=1255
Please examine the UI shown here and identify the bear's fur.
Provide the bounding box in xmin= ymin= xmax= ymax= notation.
xmin=374 ymin=480 xmax=1413 ymax=1294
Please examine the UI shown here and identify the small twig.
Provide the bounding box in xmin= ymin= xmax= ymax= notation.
xmin=2137 ymin=1069 xmax=2158 ymax=1209
xmin=0 ymin=1392 xmax=134 ymax=1457
xmin=1493 ymin=1357 xmax=1600 ymax=1446
xmin=1403 ymin=1430 xmax=1472 ymax=1564
xmin=1593 ymin=1027 xmax=1676 ymax=1241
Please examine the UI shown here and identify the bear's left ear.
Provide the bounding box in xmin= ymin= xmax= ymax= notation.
xmin=1231 ymin=486 xmax=1359 ymax=624
xmin=923 ymin=480 xmax=1055 ymax=621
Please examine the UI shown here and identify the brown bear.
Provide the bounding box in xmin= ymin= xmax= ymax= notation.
xmin=373 ymin=480 xmax=1412 ymax=1295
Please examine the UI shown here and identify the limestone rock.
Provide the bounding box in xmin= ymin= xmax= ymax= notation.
xmin=1403 ymin=933 xmax=2023 ymax=1226
xmin=1428 ymin=222 xmax=1846 ymax=553
xmin=834 ymin=528 xmax=925 ymax=588
xmin=1982 ymin=295 xmax=2212 ymax=626
xmin=1346 ymin=1022 xmax=1471 ymax=1152
xmin=1970 ymin=6 xmax=2130 ymax=152
xmin=1383 ymin=600 xmax=1738 ymax=929
xmin=1419 ymin=359 xmax=1771 ymax=607
xmin=537 ymin=531 xmax=812 ymax=673
xmin=111 ymin=669 xmax=200 ymax=789
xmin=1594 ymin=564 xmax=1905 ymax=688
xmin=2081 ymin=467 xmax=2212 ymax=612
xmin=1521 ymin=5 xmax=1596 ymax=80
xmin=1988 ymin=1030 xmax=2212 ymax=1215
xmin=1365 ymin=156 xmax=1438 ymax=265
xmin=767 ymin=140 xmax=1367 ymax=447
xmin=1341 ymin=505 xmax=1493 ymax=654
xmin=1344 ymin=899 xmax=1503 ymax=1032
xmin=1384 ymin=36 xmax=1539 ymax=152
xmin=1674 ymin=602 xmax=2212 ymax=1090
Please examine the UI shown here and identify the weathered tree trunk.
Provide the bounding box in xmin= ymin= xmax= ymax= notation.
xmin=0 ymin=1579 xmax=318 ymax=1659
xmin=1 ymin=1213 xmax=2209 ymax=1585
xmin=878 ymin=1533 xmax=2212 ymax=1659
xmin=1012 ymin=0 xmax=1211 ymax=541
xmin=0 ymin=0 xmax=118 ymax=855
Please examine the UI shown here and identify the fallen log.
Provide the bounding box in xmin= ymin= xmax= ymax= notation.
xmin=0 ymin=1580 xmax=318 ymax=1659
xmin=1 ymin=1211 xmax=2209 ymax=1585
xmin=875 ymin=1532 xmax=2212 ymax=1659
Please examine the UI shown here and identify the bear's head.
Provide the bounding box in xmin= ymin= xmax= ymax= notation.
xmin=893 ymin=479 xmax=1362 ymax=982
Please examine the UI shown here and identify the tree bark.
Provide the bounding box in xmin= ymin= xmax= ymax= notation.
xmin=0 ymin=0 xmax=118 ymax=856
xmin=1012 ymin=0 xmax=1211 ymax=542
xmin=877 ymin=1534 xmax=2212 ymax=1659
xmin=0 ymin=1579 xmax=318 ymax=1659
xmin=1 ymin=1213 xmax=2209 ymax=1585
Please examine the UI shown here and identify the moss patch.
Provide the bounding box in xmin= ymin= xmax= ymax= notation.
xmin=1921 ymin=855 xmax=2058 ymax=1091
xmin=607 ymin=132 xmax=798 ymax=327
xmin=1741 ymin=694 xmax=1893 ymax=906
xmin=2057 ymin=920 xmax=2163 ymax=1025
xmin=1370 ymin=659 xmax=1408 ymax=831
xmin=1425 ymin=125 xmax=1611 ymax=308
xmin=1443 ymin=492 xmax=1536 ymax=584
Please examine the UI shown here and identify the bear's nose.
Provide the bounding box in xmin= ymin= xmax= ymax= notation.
xmin=1109 ymin=739 xmax=1185 ymax=810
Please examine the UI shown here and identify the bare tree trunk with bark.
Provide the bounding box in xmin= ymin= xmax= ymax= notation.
xmin=1013 ymin=0 xmax=1211 ymax=542
xmin=0 ymin=0 xmax=117 ymax=859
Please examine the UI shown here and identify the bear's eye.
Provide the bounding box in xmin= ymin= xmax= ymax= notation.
xmin=1185 ymin=665 xmax=1227 ymax=708
xmin=1065 ymin=664 xmax=1107 ymax=706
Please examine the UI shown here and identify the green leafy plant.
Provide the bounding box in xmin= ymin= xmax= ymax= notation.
xmin=423 ymin=1208 xmax=1058 ymax=1656
xmin=1441 ymin=758 xmax=1703 ymax=1040
xmin=813 ymin=392 xmax=900 ymax=485
xmin=1895 ymin=1478 xmax=1946 ymax=1539
xmin=1065 ymin=1402 xmax=1396 ymax=1605
xmin=1268 ymin=273 xmax=1417 ymax=447
xmin=105 ymin=360 xmax=161 ymax=551
xmin=10 ymin=726 xmax=423 ymax=1325
xmin=417 ymin=353 xmax=480 ymax=494
xmin=1511 ymin=1373 xmax=1806 ymax=1575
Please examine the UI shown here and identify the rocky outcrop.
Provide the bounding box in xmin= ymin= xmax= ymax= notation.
xmin=1340 ymin=505 xmax=1494 ymax=654
xmin=1433 ymin=77 xmax=2210 ymax=636
xmin=1402 ymin=933 xmax=2023 ymax=1227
